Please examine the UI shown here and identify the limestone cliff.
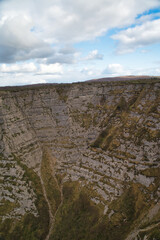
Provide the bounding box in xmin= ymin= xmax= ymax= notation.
xmin=0 ymin=79 xmax=159 ymax=240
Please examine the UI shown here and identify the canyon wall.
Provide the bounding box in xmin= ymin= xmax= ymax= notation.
xmin=0 ymin=79 xmax=159 ymax=240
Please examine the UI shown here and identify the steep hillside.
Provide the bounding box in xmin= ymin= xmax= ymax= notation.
xmin=0 ymin=79 xmax=160 ymax=240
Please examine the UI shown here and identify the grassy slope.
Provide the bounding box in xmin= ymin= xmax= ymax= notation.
xmin=0 ymin=155 xmax=49 ymax=240
xmin=50 ymin=181 xmax=160 ymax=240
xmin=41 ymin=148 xmax=61 ymax=215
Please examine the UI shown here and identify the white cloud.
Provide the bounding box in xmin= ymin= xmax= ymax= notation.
xmin=37 ymin=0 xmax=159 ymax=43
xmin=80 ymin=66 xmax=103 ymax=78
xmin=85 ymin=50 xmax=103 ymax=60
xmin=81 ymin=67 xmax=94 ymax=76
xmin=104 ymin=63 xmax=131 ymax=76
xmin=38 ymin=63 xmax=63 ymax=75
xmin=0 ymin=62 xmax=37 ymax=73
xmin=0 ymin=74 xmax=47 ymax=86
xmin=103 ymin=64 xmax=160 ymax=77
xmin=112 ymin=19 xmax=160 ymax=54
xmin=140 ymin=49 xmax=149 ymax=53
xmin=0 ymin=62 xmax=63 ymax=78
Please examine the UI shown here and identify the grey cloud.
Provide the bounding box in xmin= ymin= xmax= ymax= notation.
xmin=47 ymin=54 xmax=76 ymax=64
xmin=59 ymin=45 xmax=77 ymax=55
xmin=0 ymin=44 xmax=53 ymax=63
xmin=0 ymin=46 xmax=17 ymax=63
xmin=45 ymin=45 xmax=78 ymax=64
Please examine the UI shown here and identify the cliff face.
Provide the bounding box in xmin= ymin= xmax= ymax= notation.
xmin=0 ymin=79 xmax=160 ymax=240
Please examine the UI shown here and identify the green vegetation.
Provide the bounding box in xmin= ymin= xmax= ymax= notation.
xmin=116 ymin=97 xmax=128 ymax=111
xmin=91 ymin=84 xmax=159 ymax=151
xmin=91 ymin=125 xmax=118 ymax=150
xmin=141 ymin=167 xmax=160 ymax=177
xmin=135 ymin=127 xmax=160 ymax=144
xmin=0 ymin=200 xmax=18 ymax=215
xmin=50 ymin=181 xmax=102 ymax=240
xmin=41 ymin=148 xmax=61 ymax=214
xmin=0 ymin=155 xmax=49 ymax=240
xmin=73 ymin=112 xmax=93 ymax=129
xmin=71 ymin=108 xmax=97 ymax=129
xmin=48 ymin=181 xmax=154 ymax=240
xmin=55 ymin=86 xmax=69 ymax=102
xmin=139 ymin=226 xmax=160 ymax=240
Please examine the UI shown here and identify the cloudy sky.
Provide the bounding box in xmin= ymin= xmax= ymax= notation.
xmin=0 ymin=0 xmax=160 ymax=86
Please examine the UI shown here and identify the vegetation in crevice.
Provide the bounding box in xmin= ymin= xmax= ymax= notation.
xmin=91 ymin=85 xmax=159 ymax=151
xmin=71 ymin=110 xmax=95 ymax=130
xmin=41 ymin=148 xmax=61 ymax=214
xmin=91 ymin=125 xmax=119 ymax=150
xmin=116 ymin=96 xmax=128 ymax=112
xmin=55 ymin=86 xmax=69 ymax=102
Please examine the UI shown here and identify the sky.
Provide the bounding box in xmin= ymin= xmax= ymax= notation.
xmin=0 ymin=0 xmax=160 ymax=86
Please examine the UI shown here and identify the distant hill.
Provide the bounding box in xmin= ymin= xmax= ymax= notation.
xmin=86 ymin=75 xmax=160 ymax=82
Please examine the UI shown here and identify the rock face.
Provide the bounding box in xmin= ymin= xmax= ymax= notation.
xmin=0 ymin=79 xmax=160 ymax=240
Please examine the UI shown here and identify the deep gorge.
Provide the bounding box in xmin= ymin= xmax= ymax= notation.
xmin=0 ymin=79 xmax=160 ymax=240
